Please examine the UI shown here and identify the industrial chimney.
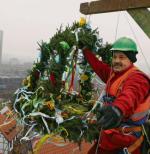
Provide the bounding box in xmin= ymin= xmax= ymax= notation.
xmin=0 ymin=30 xmax=3 ymax=64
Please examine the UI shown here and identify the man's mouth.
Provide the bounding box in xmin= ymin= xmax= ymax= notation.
xmin=113 ymin=64 xmax=122 ymax=67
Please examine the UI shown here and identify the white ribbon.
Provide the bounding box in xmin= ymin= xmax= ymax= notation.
xmin=14 ymin=87 xmax=33 ymax=113
xmin=20 ymin=123 xmax=37 ymax=142
xmin=41 ymin=116 xmax=50 ymax=134
xmin=73 ymin=28 xmax=82 ymax=42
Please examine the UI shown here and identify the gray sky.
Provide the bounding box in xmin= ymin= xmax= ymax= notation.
xmin=0 ymin=0 xmax=150 ymax=74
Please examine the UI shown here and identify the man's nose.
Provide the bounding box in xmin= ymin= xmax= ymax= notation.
xmin=113 ymin=57 xmax=120 ymax=63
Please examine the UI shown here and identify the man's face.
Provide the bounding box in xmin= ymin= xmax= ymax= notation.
xmin=112 ymin=51 xmax=132 ymax=72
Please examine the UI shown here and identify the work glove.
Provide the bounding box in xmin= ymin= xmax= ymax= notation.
xmin=97 ymin=105 xmax=123 ymax=130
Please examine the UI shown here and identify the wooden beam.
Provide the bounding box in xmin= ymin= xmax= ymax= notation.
xmin=128 ymin=8 xmax=150 ymax=38
xmin=80 ymin=0 xmax=150 ymax=15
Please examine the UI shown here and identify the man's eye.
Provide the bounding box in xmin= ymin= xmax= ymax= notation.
xmin=119 ymin=56 xmax=126 ymax=59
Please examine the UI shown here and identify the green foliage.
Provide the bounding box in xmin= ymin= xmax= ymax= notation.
xmin=97 ymin=43 xmax=112 ymax=65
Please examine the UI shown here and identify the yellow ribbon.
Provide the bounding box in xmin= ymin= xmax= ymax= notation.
xmin=34 ymin=127 xmax=68 ymax=154
xmin=34 ymin=134 xmax=54 ymax=154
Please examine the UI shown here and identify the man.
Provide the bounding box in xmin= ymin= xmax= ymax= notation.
xmin=82 ymin=37 xmax=150 ymax=154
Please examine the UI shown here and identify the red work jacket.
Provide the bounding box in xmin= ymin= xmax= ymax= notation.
xmin=84 ymin=48 xmax=150 ymax=152
xmin=83 ymin=48 xmax=150 ymax=119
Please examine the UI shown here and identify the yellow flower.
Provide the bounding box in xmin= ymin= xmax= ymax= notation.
xmin=27 ymin=75 xmax=32 ymax=87
xmin=22 ymin=75 xmax=31 ymax=87
xmin=46 ymin=101 xmax=55 ymax=110
xmin=80 ymin=74 xmax=89 ymax=81
xmin=22 ymin=78 xmax=27 ymax=86
xmin=56 ymin=95 xmax=61 ymax=100
xmin=79 ymin=17 xmax=86 ymax=26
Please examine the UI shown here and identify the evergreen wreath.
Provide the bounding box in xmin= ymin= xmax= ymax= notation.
xmin=14 ymin=18 xmax=112 ymax=145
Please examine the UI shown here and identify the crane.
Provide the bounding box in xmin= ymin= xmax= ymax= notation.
xmin=80 ymin=0 xmax=150 ymax=38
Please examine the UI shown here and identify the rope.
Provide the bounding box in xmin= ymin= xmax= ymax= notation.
xmin=106 ymin=10 xmax=121 ymax=97
xmin=106 ymin=1 xmax=122 ymax=98
xmin=142 ymin=124 xmax=150 ymax=146
xmin=114 ymin=12 xmax=121 ymax=41
xmin=95 ymin=1 xmax=128 ymax=153
xmin=95 ymin=128 xmax=102 ymax=154
xmin=114 ymin=0 xmax=122 ymax=41
xmin=85 ymin=1 xmax=92 ymax=25
xmin=124 ymin=12 xmax=150 ymax=72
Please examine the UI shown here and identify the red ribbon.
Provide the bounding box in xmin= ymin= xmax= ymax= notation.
xmin=49 ymin=72 xmax=56 ymax=86
xmin=69 ymin=62 xmax=76 ymax=92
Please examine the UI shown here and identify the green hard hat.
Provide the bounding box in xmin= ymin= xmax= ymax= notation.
xmin=110 ymin=37 xmax=138 ymax=53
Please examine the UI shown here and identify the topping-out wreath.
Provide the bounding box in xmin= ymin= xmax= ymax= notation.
xmin=14 ymin=18 xmax=112 ymax=149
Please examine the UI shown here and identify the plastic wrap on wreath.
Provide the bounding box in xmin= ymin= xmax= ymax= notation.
xmin=91 ymin=74 xmax=105 ymax=100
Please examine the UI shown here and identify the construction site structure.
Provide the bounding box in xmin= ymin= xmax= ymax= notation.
xmin=80 ymin=0 xmax=150 ymax=38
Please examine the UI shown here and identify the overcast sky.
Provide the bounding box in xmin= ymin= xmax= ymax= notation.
xmin=0 ymin=0 xmax=150 ymax=74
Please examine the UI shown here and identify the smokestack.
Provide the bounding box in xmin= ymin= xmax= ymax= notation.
xmin=0 ymin=30 xmax=3 ymax=64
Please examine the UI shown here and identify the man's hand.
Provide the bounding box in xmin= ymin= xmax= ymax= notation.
xmin=97 ymin=106 xmax=123 ymax=130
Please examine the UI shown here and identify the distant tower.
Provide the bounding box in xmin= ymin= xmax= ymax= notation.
xmin=0 ymin=30 xmax=3 ymax=64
